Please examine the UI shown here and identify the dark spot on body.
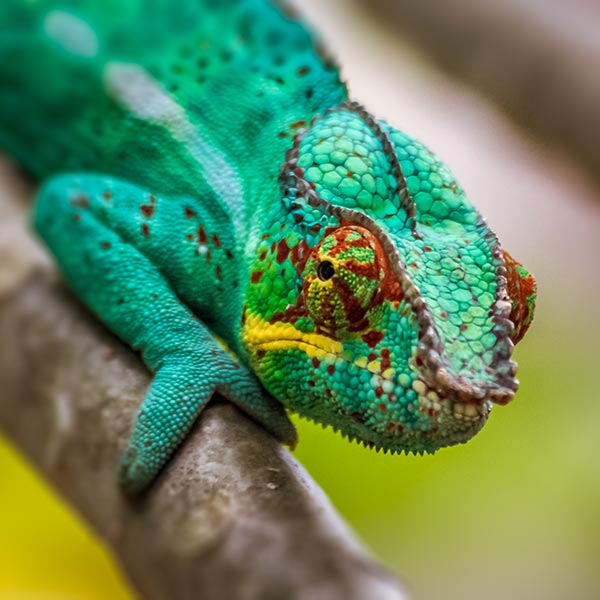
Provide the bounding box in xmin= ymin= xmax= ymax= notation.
xmin=141 ymin=204 xmax=155 ymax=218
xmin=186 ymin=234 xmax=194 ymax=241
xmin=141 ymin=223 xmax=150 ymax=237
xmin=311 ymin=357 xmax=320 ymax=368
xmin=197 ymin=225 xmax=207 ymax=243
xmin=213 ymin=233 xmax=221 ymax=248
xmin=102 ymin=191 xmax=112 ymax=201
xmin=70 ymin=194 xmax=89 ymax=209
xmin=185 ymin=206 xmax=196 ymax=219
xmin=225 ymin=250 xmax=234 ymax=260
xmin=290 ymin=120 xmax=306 ymax=130
xmin=297 ymin=66 xmax=310 ymax=76
xmin=100 ymin=241 xmax=111 ymax=250
xmin=327 ymin=364 xmax=335 ymax=375
xmin=251 ymin=271 xmax=263 ymax=283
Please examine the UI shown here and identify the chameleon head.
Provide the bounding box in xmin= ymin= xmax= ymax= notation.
xmin=242 ymin=102 xmax=536 ymax=454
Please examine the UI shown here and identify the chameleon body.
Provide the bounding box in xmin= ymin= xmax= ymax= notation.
xmin=0 ymin=0 xmax=536 ymax=494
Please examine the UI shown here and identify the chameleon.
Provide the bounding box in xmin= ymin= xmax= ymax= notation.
xmin=0 ymin=0 xmax=536 ymax=495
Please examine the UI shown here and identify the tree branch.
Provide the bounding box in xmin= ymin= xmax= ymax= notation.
xmin=365 ymin=0 xmax=600 ymax=187
xmin=0 ymin=156 xmax=409 ymax=600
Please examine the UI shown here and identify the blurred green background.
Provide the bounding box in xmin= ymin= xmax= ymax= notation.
xmin=1 ymin=1 xmax=599 ymax=599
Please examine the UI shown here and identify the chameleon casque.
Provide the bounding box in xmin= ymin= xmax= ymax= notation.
xmin=0 ymin=0 xmax=536 ymax=494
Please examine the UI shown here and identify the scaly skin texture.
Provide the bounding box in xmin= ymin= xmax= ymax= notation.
xmin=0 ymin=0 xmax=536 ymax=493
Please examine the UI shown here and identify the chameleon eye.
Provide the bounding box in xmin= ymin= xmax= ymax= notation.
xmin=303 ymin=226 xmax=384 ymax=333
xmin=317 ymin=260 xmax=335 ymax=281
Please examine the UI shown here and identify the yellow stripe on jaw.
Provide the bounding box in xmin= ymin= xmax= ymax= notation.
xmin=243 ymin=313 xmax=342 ymax=357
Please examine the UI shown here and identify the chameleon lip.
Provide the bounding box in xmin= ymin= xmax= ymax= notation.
xmin=279 ymin=104 xmax=519 ymax=406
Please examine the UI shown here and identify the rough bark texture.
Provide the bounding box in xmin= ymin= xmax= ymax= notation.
xmin=0 ymin=156 xmax=409 ymax=600
xmin=367 ymin=0 xmax=600 ymax=187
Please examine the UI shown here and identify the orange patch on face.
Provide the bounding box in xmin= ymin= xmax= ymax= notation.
xmin=503 ymin=250 xmax=536 ymax=344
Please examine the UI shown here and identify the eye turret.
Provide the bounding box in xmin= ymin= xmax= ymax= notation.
xmin=303 ymin=226 xmax=384 ymax=334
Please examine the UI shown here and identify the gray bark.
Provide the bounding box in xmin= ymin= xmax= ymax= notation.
xmin=0 ymin=156 xmax=409 ymax=600
xmin=366 ymin=0 xmax=600 ymax=187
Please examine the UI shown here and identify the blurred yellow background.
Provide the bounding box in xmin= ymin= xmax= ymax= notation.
xmin=1 ymin=1 xmax=599 ymax=599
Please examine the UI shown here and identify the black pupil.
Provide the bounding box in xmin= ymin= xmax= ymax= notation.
xmin=317 ymin=260 xmax=335 ymax=281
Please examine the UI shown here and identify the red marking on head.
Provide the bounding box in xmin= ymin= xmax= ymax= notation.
xmin=276 ymin=239 xmax=290 ymax=264
xmin=184 ymin=206 xmax=196 ymax=219
xmin=327 ymin=364 xmax=335 ymax=375
xmin=311 ymin=357 xmax=320 ymax=368
xmin=368 ymin=353 xmax=377 ymax=361
xmin=140 ymin=204 xmax=155 ymax=218
xmin=291 ymin=120 xmax=306 ymax=129
xmin=291 ymin=239 xmax=310 ymax=271
xmin=375 ymin=387 xmax=384 ymax=398
xmin=251 ymin=271 xmax=263 ymax=283
xmin=141 ymin=223 xmax=150 ymax=237
xmin=362 ymin=330 xmax=384 ymax=348
xmin=197 ymin=226 xmax=207 ymax=244
xmin=459 ymin=324 xmax=468 ymax=332
xmin=259 ymin=249 xmax=267 ymax=261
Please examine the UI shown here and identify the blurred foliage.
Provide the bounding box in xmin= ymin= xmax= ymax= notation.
xmin=1 ymin=298 xmax=599 ymax=599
